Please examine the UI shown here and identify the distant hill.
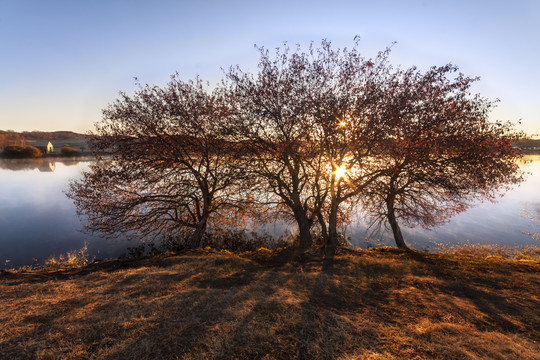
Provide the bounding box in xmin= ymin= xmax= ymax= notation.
xmin=0 ymin=130 xmax=91 ymax=152
xmin=2 ymin=131 xmax=88 ymax=140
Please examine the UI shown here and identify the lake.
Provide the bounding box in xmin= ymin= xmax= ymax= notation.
xmin=0 ymin=158 xmax=131 ymax=268
xmin=348 ymin=155 xmax=540 ymax=249
xmin=1 ymin=156 xmax=539 ymax=268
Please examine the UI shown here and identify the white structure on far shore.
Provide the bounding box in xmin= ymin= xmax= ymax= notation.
xmin=46 ymin=141 xmax=54 ymax=153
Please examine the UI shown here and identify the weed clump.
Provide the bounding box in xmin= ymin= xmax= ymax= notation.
xmin=43 ymin=243 xmax=93 ymax=270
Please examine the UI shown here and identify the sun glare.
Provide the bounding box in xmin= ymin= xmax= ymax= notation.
xmin=333 ymin=166 xmax=348 ymax=179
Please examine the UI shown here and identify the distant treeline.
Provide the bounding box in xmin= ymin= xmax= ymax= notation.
xmin=1 ymin=129 xmax=538 ymax=150
xmin=514 ymin=138 xmax=540 ymax=149
xmin=0 ymin=130 xmax=87 ymax=150
xmin=0 ymin=132 xmax=26 ymax=149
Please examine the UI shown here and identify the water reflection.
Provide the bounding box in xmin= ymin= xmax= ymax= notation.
xmin=347 ymin=154 xmax=540 ymax=250
xmin=0 ymin=158 xmax=84 ymax=171
xmin=0 ymin=159 xmax=130 ymax=268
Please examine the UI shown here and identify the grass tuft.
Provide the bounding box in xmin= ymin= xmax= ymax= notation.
xmin=42 ymin=243 xmax=93 ymax=270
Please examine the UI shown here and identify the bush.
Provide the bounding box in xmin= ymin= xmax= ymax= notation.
xmin=61 ymin=146 xmax=80 ymax=157
xmin=160 ymin=229 xmax=288 ymax=253
xmin=201 ymin=229 xmax=276 ymax=252
xmin=2 ymin=145 xmax=42 ymax=158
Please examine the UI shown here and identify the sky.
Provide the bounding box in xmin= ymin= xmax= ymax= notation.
xmin=0 ymin=0 xmax=539 ymax=135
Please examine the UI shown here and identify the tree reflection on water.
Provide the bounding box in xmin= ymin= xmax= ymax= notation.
xmin=0 ymin=158 xmax=85 ymax=172
xmin=521 ymin=206 xmax=540 ymax=240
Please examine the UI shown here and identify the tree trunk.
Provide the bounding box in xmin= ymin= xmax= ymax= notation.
xmin=325 ymin=200 xmax=339 ymax=261
xmin=386 ymin=199 xmax=408 ymax=249
xmin=316 ymin=211 xmax=329 ymax=247
xmin=187 ymin=214 xmax=208 ymax=249
xmin=295 ymin=208 xmax=313 ymax=252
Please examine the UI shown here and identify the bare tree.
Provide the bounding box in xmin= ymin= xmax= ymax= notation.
xmin=69 ymin=76 xmax=242 ymax=248
xmin=225 ymin=40 xmax=413 ymax=259
xmin=361 ymin=64 xmax=523 ymax=248
xmin=0 ymin=131 xmax=26 ymax=149
xmin=225 ymin=45 xmax=328 ymax=253
xmin=303 ymin=41 xmax=392 ymax=260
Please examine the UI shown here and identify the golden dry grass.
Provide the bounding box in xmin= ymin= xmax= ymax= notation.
xmin=1 ymin=248 xmax=539 ymax=359
xmin=437 ymin=243 xmax=540 ymax=260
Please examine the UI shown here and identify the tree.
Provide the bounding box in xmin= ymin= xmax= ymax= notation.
xmin=61 ymin=146 xmax=80 ymax=157
xmin=2 ymin=145 xmax=42 ymax=158
xmin=69 ymin=76 xmax=242 ymax=248
xmin=225 ymin=44 xmax=330 ymax=253
xmin=69 ymin=38 xmax=523 ymax=257
xmin=301 ymin=41 xmax=392 ymax=260
xmin=522 ymin=206 xmax=540 ymax=240
xmin=0 ymin=131 xmax=26 ymax=149
xmin=227 ymin=40 xmax=399 ymax=259
xmin=361 ymin=64 xmax=523 ymax=248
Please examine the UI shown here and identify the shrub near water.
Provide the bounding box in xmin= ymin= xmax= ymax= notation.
xmin=60 ymin=146 xmax=80 ymax=157
xmin=1 ymin=145 xmax=42 ymax=158
xmin=43 ymin=244 xmax=92 ymax=270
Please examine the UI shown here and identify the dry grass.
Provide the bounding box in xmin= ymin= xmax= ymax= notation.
xmin=1 ymin=248 xmax=539 ymax=359
xmin=42 ymin=243 xmax=93 ymax=271
xmin=438 ymin=243 xmax=540 ymax=260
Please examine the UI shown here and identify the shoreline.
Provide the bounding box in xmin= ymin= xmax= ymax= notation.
xmin=2 ymin=243 xmax=539 ymax=274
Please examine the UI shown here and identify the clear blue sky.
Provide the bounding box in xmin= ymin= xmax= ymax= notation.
xmin=1 ymin=0 xmax=539 ymax=135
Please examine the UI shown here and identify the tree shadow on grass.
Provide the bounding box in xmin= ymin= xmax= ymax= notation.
xmin=398 ymin=250 xmax=540 ymax=336
xmin=1 ymin=251 xmax=538 ymax=359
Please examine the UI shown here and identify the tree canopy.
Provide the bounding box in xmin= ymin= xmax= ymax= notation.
xmin=360 ymin=64 xmax=522 ymax=248
xmin=69 ymin=77 xmax=243 ymax=248
xmin=69 ymin=39 xmax=523 ymax=258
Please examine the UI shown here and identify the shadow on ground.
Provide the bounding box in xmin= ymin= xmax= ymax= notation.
xmin=1 ymin=249 xmax=539 ymax=359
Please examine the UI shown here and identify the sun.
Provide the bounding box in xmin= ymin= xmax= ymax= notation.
xmin=333 ymin=166 xmax=348 ymax=179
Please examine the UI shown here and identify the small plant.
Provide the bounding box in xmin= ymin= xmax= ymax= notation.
xmin=160 ymin=229 xmax=285 ymax=253
xmin=2 ymin=259 xmax=12 ymax=270
xmin=125 ymin=244 xmax=147 ymax=259
xmin=123 ymin=241 xmax=161 ymax=259
xmin=521 ymin=207 xmax=540 ymax=240
xmin=201 ymin=229 xmax=278 ymax=252
xmin=43 ymin=243 xmax=92 ymax=270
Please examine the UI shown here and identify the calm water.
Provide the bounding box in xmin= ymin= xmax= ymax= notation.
xmin=0 ymin=158 xmax=131 ymax=268
xmin=348 ymin=155 xmax=540 ymax=249
xmin=1 ymin=156 xmax=539 ymax=268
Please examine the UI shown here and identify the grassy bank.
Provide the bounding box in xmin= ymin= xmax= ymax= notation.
xmin=1 ymin=248 xmax=539 ymax=359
